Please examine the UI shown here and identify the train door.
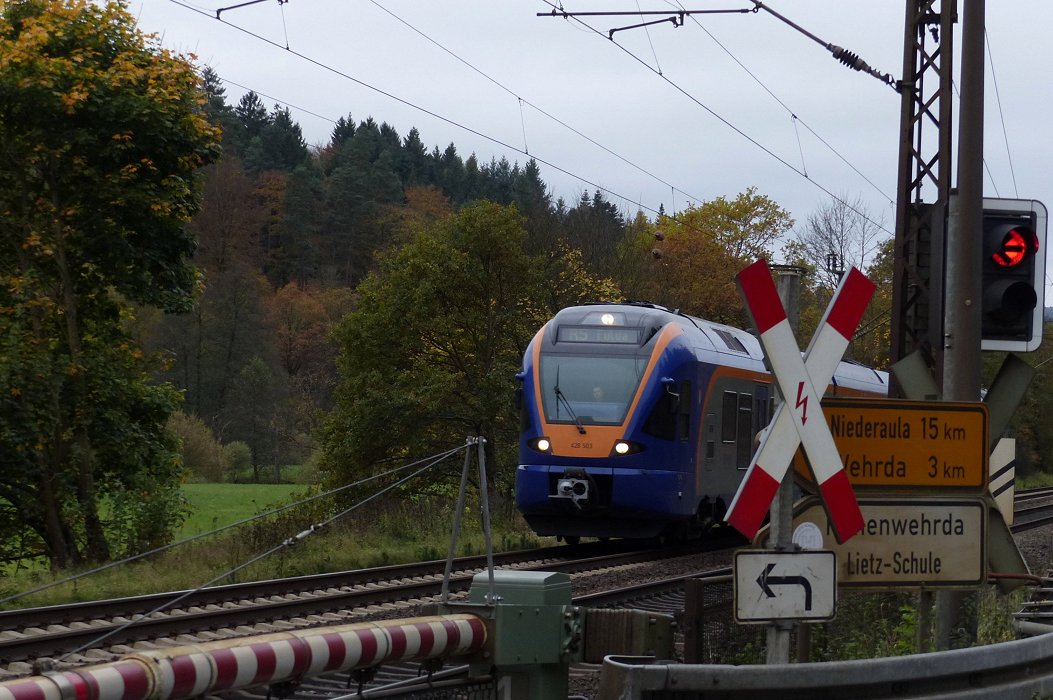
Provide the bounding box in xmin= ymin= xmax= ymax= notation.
xmin=753 ymin=384 xmax=769 ymax=444
xmin=698 ymin=373 xmax=770 ymax=506
xmin=734 ymin=391 xmax=753 ymax=470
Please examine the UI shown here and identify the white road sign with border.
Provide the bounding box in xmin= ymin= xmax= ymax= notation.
xmin=734 ymin=550 xmax=837 ymax=623
xmin=755 ymin=497 xmax=988 ymax=589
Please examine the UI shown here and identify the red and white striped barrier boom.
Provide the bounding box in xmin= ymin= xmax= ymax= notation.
xmin=0 ymin=614 xmax=486 ymax=700
xmin=725 ymin=259 xmax=874 ymax=543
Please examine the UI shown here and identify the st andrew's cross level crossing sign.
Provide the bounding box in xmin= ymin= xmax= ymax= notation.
xmin=725 ymin=259 xmax=874 ymax=544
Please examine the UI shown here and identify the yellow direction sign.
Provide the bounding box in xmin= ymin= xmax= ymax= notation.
xmin=756 ymin=497 xmax=987 ymax=589
xmin=795 ymin=399 xmax=988 ymax=492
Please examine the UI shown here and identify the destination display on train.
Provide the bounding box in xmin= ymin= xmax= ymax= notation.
xmin=756 ymin=497 xmax=988 ymax=588
xmin=556 ymin=325 xmax=641 ymax=344
xmin=794 ymin=398 xmax=988 ymax=492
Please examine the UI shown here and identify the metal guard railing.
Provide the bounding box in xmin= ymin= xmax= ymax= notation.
xmin=597 ymin=632 xmax=1053 ymax=699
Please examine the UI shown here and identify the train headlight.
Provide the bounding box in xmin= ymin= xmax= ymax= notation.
xmin=530 ymin=437 xmax=552 ymax=453
xmin=610 ymin=440 xmax=644 ymax=457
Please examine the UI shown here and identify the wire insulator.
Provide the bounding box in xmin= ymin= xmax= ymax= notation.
xmin=829 ymin=45 xmax=897 ymax=89
xmin=830 ymin=45 xmax=865 ymax=72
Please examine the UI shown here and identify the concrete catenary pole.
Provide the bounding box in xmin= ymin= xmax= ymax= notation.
xmin=935 ymin=0 xmax=985 ymax=649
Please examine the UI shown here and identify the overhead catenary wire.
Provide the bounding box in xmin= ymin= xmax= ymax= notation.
xmin=635 ymin=0 xmax=665 ymax=75
xmin=367 ymin=0 xmax=705 ymax=205
xmin=169 ymin=0 xmax=892 ymax=248
xmin=540 ymin=0 xmax=894 ymax=237
xmin=167 ymin=0 xmax=694 ymax=223
xmin=985 ymin=27 xmax=1019 ymax=198
xmin=791 ymin=114 xmax=808 ymax=177
xmin=221 ymin=76 xmax=338 ymax=125
xmin=750 ymin=1 xmax=897 ymax=90
xmin=667 ymin=0 xmax=895 ymax=207
xmin=950 ymin=78 xmax=1005 ymax=199
xmin=167 ymin=0 xmax=756 ymax=244
xmin=278 ymin=0 xmax=289 ymax=50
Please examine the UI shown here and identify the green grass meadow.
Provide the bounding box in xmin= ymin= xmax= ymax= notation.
xmin=0 ymin=481 xmax=541 ymax=609
xmin=180 ymin=483 xmax=307 ymax=538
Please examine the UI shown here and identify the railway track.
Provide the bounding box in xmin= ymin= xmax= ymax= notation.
xmin=0 ymin=533 xmax=742 ymax=671
xmin=1010 ymin=487 xmax=1053 ymax=530
xmin=3 ymin=488 xmax=1052 ymax=692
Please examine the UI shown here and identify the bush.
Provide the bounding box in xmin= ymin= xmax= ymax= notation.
xmin=168 ymin=412 xmax=226 ymax=481
xmin=287 ymin=450 xmax=324 ymax=484
xmin=222 ymin=441 xmax=253 ymax=482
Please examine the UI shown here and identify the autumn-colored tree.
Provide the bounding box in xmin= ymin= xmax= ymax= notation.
xmin=264 ymin=283 xmax=351 ymax=456
xmin=611 ymin=211 xmax=664 ymax=302
xmin=633 ymin=189 xmax=793 ymax=326
xmin=856 ymin=237 xmax=895 ymax=368
xmin=0 ymin=0 xmax=219 ymax=567
xmin=191 ymin=158 xmax=262 ymax=276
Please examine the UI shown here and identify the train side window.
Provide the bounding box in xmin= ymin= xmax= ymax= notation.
xmin=736 ymin=393 xmax=753 ymax=470
xmin=678 ymin=381 xmax=691 ymax=441
xmin=644 ymin=386 xmax=678 ymax=440
xmin=721 ymin=391 xmax=737 ymax=443
xmin=753 ymin=386 xmax=768 ymax=426
xmin=705 ymin=413 xmax=715 ymax=460
xmin=753 ymin=386 xmax=769 ymax=439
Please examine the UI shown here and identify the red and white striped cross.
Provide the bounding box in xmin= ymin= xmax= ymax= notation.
xmin=725 ymin=259 xmax=875 ymax=544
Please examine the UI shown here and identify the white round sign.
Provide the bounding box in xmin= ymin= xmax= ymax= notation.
xmin=792 ymin=521 xmax=824 ymax=550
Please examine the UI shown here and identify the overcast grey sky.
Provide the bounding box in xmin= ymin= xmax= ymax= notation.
xmin=133 ymin=1 xmax=1051 ymax=281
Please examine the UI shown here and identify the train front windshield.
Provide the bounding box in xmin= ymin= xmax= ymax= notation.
xmin=538 ymin=355 xmax=645 ymax=425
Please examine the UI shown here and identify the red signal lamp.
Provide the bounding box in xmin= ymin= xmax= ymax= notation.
xmin=990 ymin=227 xmax=1037 ymax=268
xmin=980 ymin=198 xmax=1047 ymax=352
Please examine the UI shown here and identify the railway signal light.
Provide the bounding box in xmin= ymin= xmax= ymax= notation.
xmin=981 ymin=198 xmax=1047 ymax=352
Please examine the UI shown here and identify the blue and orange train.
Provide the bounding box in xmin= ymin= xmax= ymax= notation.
xmin=514 ymin=302 xmax=887 ymax=542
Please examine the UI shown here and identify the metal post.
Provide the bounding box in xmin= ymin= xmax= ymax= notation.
xmin=476 ymin=437 xmax=497 ymax=604
xmin=766 ymin=265 xmax=804 ymax=664
xmin=944 ymin=0 xmax=984 ymax=401
xmin=441 ymin=439 xmax=476 ymax=605
xmin=890 ymin=1 xmax=955 ymax=382
xmin=917 ymin=589 xmax=933 ymax=651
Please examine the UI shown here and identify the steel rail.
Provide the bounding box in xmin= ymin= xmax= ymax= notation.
xmin=0 ymin=544 xmax=720 ymax=663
